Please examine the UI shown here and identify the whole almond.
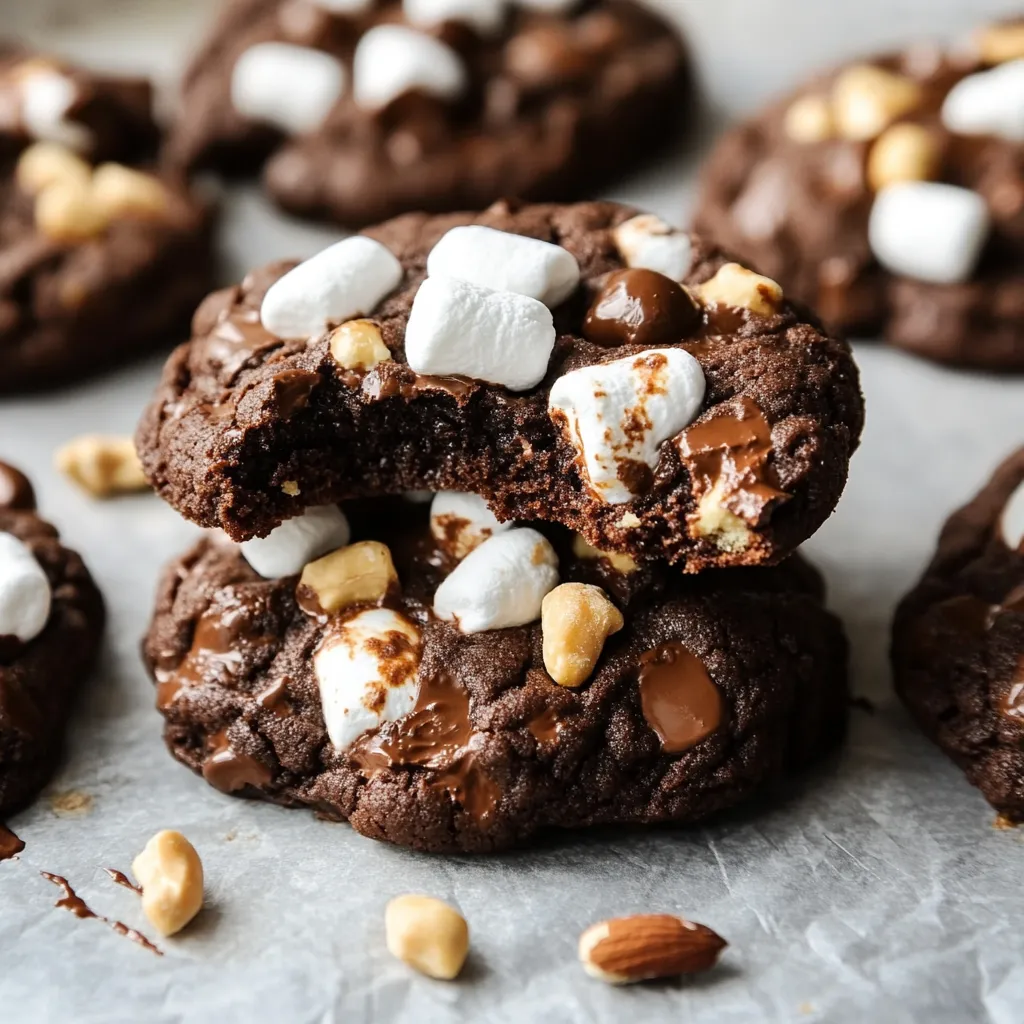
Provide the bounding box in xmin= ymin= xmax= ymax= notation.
xmin=578 ymin=913 xmax=727 ymax=985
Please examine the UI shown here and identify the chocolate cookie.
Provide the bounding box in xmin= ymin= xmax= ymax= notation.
xmin=136 ymin=200 xmax=864 ymax=572
xmin=0 ymin=48 xmax=216 ymax=391
xmin=693 ymin=19 xmax=1024 ymax=369
xmin=892 ymin=448 xmax=1024 ymax=821
xmin=167 ymin=0 xmax=690 ymax=226
xmin=143 ymin=495 xmax=848 ymax=853
xmin=0 ymin=461 xmax=105 ymax=815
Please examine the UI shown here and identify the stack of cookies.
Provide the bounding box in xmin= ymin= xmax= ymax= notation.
xmin=137 ymin=199 xmax=865 ymax=852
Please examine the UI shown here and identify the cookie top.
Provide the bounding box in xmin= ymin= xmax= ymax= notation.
xmin=0 ymin=51 xmax=215 ymax=391
xmin=0 ymin=461 xmax=105 ymax=815
xmin=892 ymin=447 xmax=1024 ymax=820
xmin=144 ymin=495 xmax=848 ymax=853
xmin=694 ymin=19 xmax=1024 ymax=369
xmin=137 ymin=200 xmax=864 ymax=572
xmin=168 ymin=0 xmax=689 ymax=226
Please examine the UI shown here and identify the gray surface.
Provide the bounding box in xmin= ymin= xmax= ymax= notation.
xmin=2 ymin=1 xmax=1024 ymax=1021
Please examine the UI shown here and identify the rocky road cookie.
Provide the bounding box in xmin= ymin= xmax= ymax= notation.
xmin=0 ymin=48 xmax=215 ymax=391
xmin=0 ymin=461 xmax=105 ymax=814
xmin=137 ymin=200 xmax=864 ymax=572
xmin=167 ymin=0 xmax=689 ymax=226
xmin=694 ymin=18 xmax=1024 ymax=369
xmin=892 ymin=448 xmax=1024 ymax=821
xmin=144 ymin=495 xmax=848 ymax=853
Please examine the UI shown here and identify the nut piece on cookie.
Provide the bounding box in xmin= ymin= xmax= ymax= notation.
xmin=132 ymin=830 xmax=204 ymax=937
xmin=314 ymin=608 xmax=421 ymax=750
xmin=91 ymin=164 xmax=170 ymax=221
xmin=693 ymin=263 xmax=784 ymax=316
xmin=867 ymin=124 xmax=941 ymax=191
xmin=430 ymin=491 xmax=511 ymax=561
xmin=300 ymin=540 xmax=398 ymax=614
xmin=35 ymin=178 xmax=108 ymax=242
xmin=433 ymin=528 xmax=558 ymax=632
xmin=831 ymin=64 xmax=923 ymax=141
xmin=612 ymin=215 xmax=693 ymax=281
xmin=0 ymin=532 xmax=52 ymax=644
xmin=541 ymin=583 xmax=623 ymax=688
xmin=783 ymin=94 xmax=834 ymax=144
xmin=329 ymin=319 xmax=391 ymax=371
xmin=260 ymin=236 xmax=404 ymax=340
xmin=385 ymin=895 xmax=469 ymax=980
xmin=16 ymin=141 xmax=91 ymax=194
xmin=240 ymin=505 xmax=351 ymax=579
xmin=572 ymin=534 xmax=639 ymax=574
xmin=975 ymin=21 xmax=1024 ymax=65
xmin=548 ymin=349 xmax=705 ymax=505
xmin=55 ymin=435 xmax=148 ymax=498
xmin=692 ymin=483 xmax=754 ymax=553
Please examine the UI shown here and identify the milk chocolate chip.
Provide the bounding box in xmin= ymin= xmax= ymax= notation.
xmin=583 ymin=269 xmax=700 ymax=348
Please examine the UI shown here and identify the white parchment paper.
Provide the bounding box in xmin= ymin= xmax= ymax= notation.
xmin=1 ymin=1 xmax=1023 ymax=1021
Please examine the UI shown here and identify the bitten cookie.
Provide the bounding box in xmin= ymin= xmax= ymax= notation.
xmin=892 ymin=448 xmax=1024 ymax=821
xmin=143 ymin=496 xmax=849 ymax=854
xmin=167 ymin=0 xmax=689 ymax=226
xmin=0 ymin=48 xmax=216 ymax=392
xmin=693 ymin=18 xmax=1024 ymax=370
xmin=0 ymin=461 xmax=105 ymax=815
xmin=136 ymin=200 xmax=864 ymax=572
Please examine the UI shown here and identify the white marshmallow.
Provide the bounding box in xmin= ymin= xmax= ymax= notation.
xmin=515 ymin=0 xmax=580 ymax=11
xmin=942 ymin=60 xmax=1024 ymax=143
xmin=426 ymin=226 xmax=581 ymax=307
xmin=240 ymin=505 xmax=351 ymax=578
xmin=231 ymin=43 xmax=346 ymax=135
xmin=315 ymin=609 xmax=421 ymax=750
xmin=404 ymin=0 xmax=507 ymax=36
xmin=868 ymin=182 xmax=991 ymax=285
xmin=405 ymin=275 xmax=555 ymax=390
xmin=20 ymin=70 xmax=93 ymax=152
xmin=548 ymin=349 xmax=706 ymax=505
xmin=1001 ymin=480 xmax=1024 ymax=551
xmin=353 ymin=25 xmax=467 ymax=110
xmin=261 ymin=236 xmax=403 ymax=339
xmin=430 ymin=491 xmax=511 ymax=560
xmin=612 ymin=215 xmax=693 ymax=282
xmin=0 ymin=532 xmax=52 ymax=644
xmin=433 ymin=528 xmax=558 ymax=633
xmin=403 ymin=489 xmax=434 ymax=504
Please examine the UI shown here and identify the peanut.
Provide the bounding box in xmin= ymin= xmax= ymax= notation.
xmin=16 ymin=142 xmax=91 ymax=194
xmin=783 ymin=94 xmax=834 ymax=144
xmin=541 ymin=583 xmax=624 ymax=688
xmin=35 ymin=178 xmax=108 ymax=243
xmin=299 ymin=541 xmax=397 ymax=613
xmin=385 ymin=895 xmax=469 ymax=980
xmin=867 ymin=123 xmax=941 ymax=191
xmin=831 ymin=64 xmax=923 ymax=142
xmin=131 ymin=830 xmax=204 ymax=937
xmin=975 ymin=22 xmax=1024 ymax=65
xmin=55 ymin=435 xmax=149 ymax=498
xmin=692 ymin=481 xmax=752 ymax=553
xmin=329 ymin=319 xmax=391 ymax=371
xmin=694 ymin=263 xmax=784 ymax=317
xmin=91 ymin=163 xmax=169 ymax=221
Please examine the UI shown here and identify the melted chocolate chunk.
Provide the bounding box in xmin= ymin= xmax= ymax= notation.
xmin=0 ymin=461 xmax=35 ymax=510
xmin=0 ymin=823 xmax=25 ymax=860
xmin=201 ymin=729 xmax=273 ymax=794
xmin=272 ymin=369 xmax=321 ymax=419
xmin=583 ymin=269 xmax=701 ymax=348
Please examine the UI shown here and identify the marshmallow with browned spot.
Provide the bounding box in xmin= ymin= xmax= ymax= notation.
xmin=430 ymin=492 xmax=511 ymax=561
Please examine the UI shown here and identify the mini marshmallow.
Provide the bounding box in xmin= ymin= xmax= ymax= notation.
xmin=405 ymin=275 xmax=555 ymax=390
xmin=20 ymin=70 xmax=92 ymax=152
xmin=941 ymin=60 xmax=1024 ymax=143
xmin=353 ymin=25 xmax=467 ymax=110
xmin=433 ymin=528 xmax=559 ymax=633
xmin=868 ymin=182 xmax=991 ymax=285
xmin=549 ymin=349 xmax=706 ymax=505
xmin=231 ymin=43 xmax=345 ymax=136
xmin=404 ymin=0 xmax=507 ymax=36
xmin=315 ymin=608 xmax=421 ymax=750
xmin=426 ymin=226 xmax=581 ymax=307
xmin=430 ymin=491 xmax=511 ymax=561
xmin=0 ymin=532 xmax=52 ymax=643
xmin=612 ymin=215 xmax=693 ymax=282
xmin=261 ymin=236 xmax=403 ymax=339
xmin=1001 ymin=480 xmax=1024 ymax=551
xmin=240 ymin=505 xmax=351 ymax=578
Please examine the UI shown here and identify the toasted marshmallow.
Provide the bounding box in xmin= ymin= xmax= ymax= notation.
xmin=430 ymin=491 xmax=511 ymax=561
xmin=404 ymin=0 xmax=507 ymax=36
xmin=1002 ymin=480 xmax=1024 ymax=551
xmin=405 ymin=275 xmax=555 ymax=390
xmin=433 ymin=528 xmax=558 ymax=633
xmin=231 ymin=43 xmax=346 ymax=135
xmin=549 ymin=349 xmax=706 ymax=504
xmin=942 ymin=60 xmax=1024 ymax=142
xmin=240 ymin=505 xmax=351 ymax=578
xmin=261 ymin=236 xmax=403 ymax=339
xmin=612 ymin=215 xmax=693 ymax=282
xmin=0 ymin=532 xmax=52 ymax=643
xmin=868 ymin=182 xmax=990 ymax=285
xmin=315 ymin=608 xmax=421 ymax=750
xmin=353 ymin=25 xmax=467 ymax=110
xmin=426 ymin=226 xmax=581 ymax=307
xmin=20 ymin=69 xmax=92 ymax=152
